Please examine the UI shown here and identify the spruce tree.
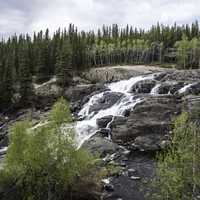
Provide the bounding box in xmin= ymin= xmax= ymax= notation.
xmin=55 ymin=40 xmax=73 ymax=89
xmin=18 ymin=46 xmax=33 ymax=106
xmin=36 ymin=42 xmax=50 ymax=83
xmin=0 ymin=56 xmax=14 ymax=110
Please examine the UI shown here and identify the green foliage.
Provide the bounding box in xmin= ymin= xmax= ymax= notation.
xmin=55 ymin=40 xmax=73 ymax=88
xmin=152 ymin=112 xmax=200 ymax=200
xmin=18 ymin=45 xmax=34 ymax=106
xmin=175 ymin=35 xmax=191 ymax=69
xmin=0 ymin=98 xmax=100 ymax=200
xmin=1 ymin=22 xmax=200 ymax=109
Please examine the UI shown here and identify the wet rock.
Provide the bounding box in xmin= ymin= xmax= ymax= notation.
xmin=127 ymin=168 xmax=136 ymax=177
xmin=123 ymin=109 xmax=131 ymax=117
xmin=65 ymin=84 xmax=106 ymax=103
xmin=98 ymin=128 xmax=111 ymax=137
xmin=66 ymin=84 xmax=108 ymax=114
xmin=179 ymin=82 xmax=200 ymax=96
xmin=153 ymin=81 xmax=184 ymax=95
xmin=104 ymin=184 xmax=114 ymax=192
xmin=130 ymin=176 xmax=141 ymax=180
xmin=131 ymin=79 xmax=156 ymax=93
xmin=88 ymin=91 xmax=123 ymax=114
xmin=97 ymin=115 xmax=113 ymax=128
xmin=153 ymin=72 xmax=167 ymax=81
xmin=170 ymin=82 xmax=185 ymax=94
xmin=111 ymin=96 xmax=181 ymax=146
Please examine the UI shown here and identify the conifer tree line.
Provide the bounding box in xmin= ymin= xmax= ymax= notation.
xmin=1 ymin=21 xmax=200 ymax=110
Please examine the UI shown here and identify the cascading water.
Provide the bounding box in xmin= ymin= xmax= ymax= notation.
xmin=75 ymin=73 xmax=198 ymax=148
xmin=151 ymin=84 xmax=161 ymax=95
xmin=178 ymin=83 xmax=195 ymax=94
xmin=75 ymin=74 xmax=156 ymax=147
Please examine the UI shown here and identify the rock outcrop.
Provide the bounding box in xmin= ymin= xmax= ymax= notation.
xmin=2 ymin=66 xmax=200 ymax=200
xmin=111 ymin=95 xmax=181 ymax=148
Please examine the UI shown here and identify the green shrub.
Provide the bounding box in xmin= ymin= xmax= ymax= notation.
xmin=0 ymin=98 xmax=100 ymax=200
xmin=152 ymin=112 xmax=200 ymax=200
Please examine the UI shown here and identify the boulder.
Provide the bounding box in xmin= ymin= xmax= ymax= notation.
xmin=156 ymin=82 xmax=184 ymax=95
xmin=65 ymin=84 xmax=107 ymax=114
xmin=65 ymin=84 xmax=106 ymax=103
xmin=82 ymin=134 xmax=119 ymax=157
xmin=111 ymin=96 xmax=181 ymax=147
xmin=133 ymin=135 xmax=170 ymax=151
xmin=131 ymin=79 xmax=156 ymax=94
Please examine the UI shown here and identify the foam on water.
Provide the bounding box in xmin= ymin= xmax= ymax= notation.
xmin=151 ymin=84 xmax=161 ymax=95
xmin=75 ymin=74 xmax=155 ymax=147
xmin=178 ymin=83 xmax=194 ymax=94
xmin=74 ymin=74 xmax=197 ymax=147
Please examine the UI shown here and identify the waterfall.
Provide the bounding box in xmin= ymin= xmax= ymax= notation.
xmin=75 ymin=72 xmax=194 ymax=147
xmin=75 ymin=74 xmax=156 ymax=147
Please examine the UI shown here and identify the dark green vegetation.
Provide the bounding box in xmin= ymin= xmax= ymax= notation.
xmin=1 ymin=21 xmax=200 ymax=110
xmin=0 ymin=98 xmax=102 ymax=200
xmin=152 ymin=112 xmax=200 ymax=200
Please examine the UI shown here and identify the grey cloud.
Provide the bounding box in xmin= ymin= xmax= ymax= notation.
xmin=0 ymin=0 xmax=200 ymax=38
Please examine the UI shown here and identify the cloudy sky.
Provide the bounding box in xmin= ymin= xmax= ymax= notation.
xmin=0 ymin=0 xmax=200 ymax=38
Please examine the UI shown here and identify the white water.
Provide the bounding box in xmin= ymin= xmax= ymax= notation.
xmin=75 ymin=74 xmax=156 ymax=147
xmin=151 ymin=84 xmax=161 ymax=95
xmin=75 ymin=72 xmax=193 ymax=147
xmin=178 ymin=83 xmax=194 ymax=94
xmin=0 ymin=147 xmax=8 ymax=154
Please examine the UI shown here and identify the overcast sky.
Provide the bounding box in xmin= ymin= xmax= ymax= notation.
xmin=0 ymin=0 xmax=200 ymax=38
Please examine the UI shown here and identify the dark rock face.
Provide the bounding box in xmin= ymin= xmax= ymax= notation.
xmin=161 ymin=69 xmax=200 ymax=82
xmin=98 ymin=128 xmax=111 ymax=137
xmin=154 ymin=82 xmax=184 ymax=95
xmin=65 ymin=84 xmax=107 ymax=113
xmin=111 ymin=96 xmax=181 ymax=149
xmin=65 ymin=84 xmax=107 ymax=103
xmin=131 ymin=79 xmax=157 ymax=94
xmin=97 ymin=115 xmax=113 ymax=128
xmin=170 ymin=82 xmax=185 ymax=94
xmin=154 ymin=72 xmax=168 ymax=81
xmin=179 ymin=82 xmax=200 ymax=96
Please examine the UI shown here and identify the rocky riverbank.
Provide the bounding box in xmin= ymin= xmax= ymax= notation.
xmin=1 ymin=65 xmax=200 ymax=199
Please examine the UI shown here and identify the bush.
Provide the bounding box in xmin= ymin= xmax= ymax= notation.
xmin=0 ymin=98 xmax=101 ymax=200
xmin=152 ymin=112 xmax=200 ymax=200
